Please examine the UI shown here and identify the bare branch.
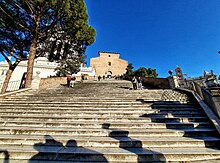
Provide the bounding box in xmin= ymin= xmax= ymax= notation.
xmin=24 ymin=0 xmax=37 ymax=22
xmin=0 ymin=6 xmax=13 ymax=20
xmin=0 ymin=6 xmax=31 ymax=32
xmin=0 ymin=51 xmax=12 ymax=66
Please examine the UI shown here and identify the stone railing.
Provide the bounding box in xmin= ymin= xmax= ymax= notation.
xmin=142 ymin=77 xmax=170 ymax=89
xmin=192 ymin=81 xmax=220 ymax=118
xmin=177 ymin=87 xmax=220 ymax=134
xmin=39 ymin=77 xmax=66 ymax=90
xmin=201 ymin=87 xmax=220 ymax=118
xmin=167 ymin=77 xmax=220 ymax=119
xmin=0 ymin=76 xmax=67 ymax=93
xmin=124 ymin=76 xmax=170 ymax=89
xmin=192 ymin=81 xmax=204 ymax=99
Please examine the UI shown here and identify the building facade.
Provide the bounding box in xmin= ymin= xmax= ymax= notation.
xmin=0 ymin=57 xmax=58 ymax=83
xmin=90 ymin=52 xmax=128 ymax=77
xmin=73 ymin=64 xmax=96 ymax=80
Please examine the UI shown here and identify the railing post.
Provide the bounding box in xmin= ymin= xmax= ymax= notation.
xmin=31 ymin=71 xmax=41 ymax=90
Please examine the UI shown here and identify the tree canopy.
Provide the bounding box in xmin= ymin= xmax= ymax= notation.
xmin=125 ymin=63 xmax=134 ymax=76
xmin=43 ymin=0 xmax=96 ymax=76
xmin=125 ymin=64 xmax=158 ymax=78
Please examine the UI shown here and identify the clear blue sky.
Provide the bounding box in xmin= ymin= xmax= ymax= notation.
xmin=84 ymin=0 xmax=220 ymax=78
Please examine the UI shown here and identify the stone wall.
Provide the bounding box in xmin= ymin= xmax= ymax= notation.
xmin=90 ymin=52 xmax=128 ymax=77
xmin=39 ymin=77 xmax=66 ymax=90
xmin=125 ymin=76 xmax=170 ymax=89
xmin=142 ymin=77 xmax=170 ymax=89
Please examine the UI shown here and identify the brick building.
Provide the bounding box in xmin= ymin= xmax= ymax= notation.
xmin=90 ymin=52 xmax=128 ymax=77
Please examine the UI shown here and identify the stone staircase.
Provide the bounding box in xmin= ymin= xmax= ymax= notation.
xmin=0 ymin=80 xmax=219 ymax=162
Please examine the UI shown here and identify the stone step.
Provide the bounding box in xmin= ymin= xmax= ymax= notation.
xmin=0 ymin=98 xmax=162 ymax=103
xmin=0 ymin=81 xmax=219 ymax=162
xmin=4 ymin=160 xmax=220 ymax=163
xmin=0 ymin=112 xmax=205 ymax=118
xmin=153 ymin=104 xmax=199 ymax=108
xmin=0 ymin=103 xmax=152 ymax=108
xmin=0 ymin=106 xmax=201 ymax=111
xmin=0 ymin=126 xmax=217 ymax=137
xmin=0 ymin=108 xmax=205 ymax=118
xmin=0 ymin=101 xmax=149 ymax=105
xmin=5 ymin=90 xmax=159 ymax=94
xmin=7 ymin=93 xmax=159 ymax=98
xmin=0 ymin=109 xmax=203 ymax=115
xmin=9 ymin=93 xmax=162 ymax=96
xmin=0 ymin=115 xmax=210 ymax=123
xmin=0 ymin=145 xmax=219 ymax=162
xmin=0 ymin=120 xmax=212 ymax=129
xmin=0 ymin=134 xmax=219 ymax=148
xmin=140 ymin=113 xmax=205 ymax=118
xmin=8 ymin=91 xmax=164 ymax=95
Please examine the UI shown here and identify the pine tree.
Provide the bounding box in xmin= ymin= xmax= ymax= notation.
xmin=125 ymin=63 xmax=134 ymax=76
xmin=0 ymin=0 xmax=96 ymax=89
xmin=52 ymin=0 xmax=96 ymax=76
xmin=134 ymin=67 xmax=158 ymax=78
xmin=0 ymin=1 xmax=31 ymax=93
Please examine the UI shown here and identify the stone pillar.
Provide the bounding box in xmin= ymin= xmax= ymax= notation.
xmin=31 ymin=71 xmax=41 ymax=90
xmin=168 ymin=76 xmax=180 ymax=89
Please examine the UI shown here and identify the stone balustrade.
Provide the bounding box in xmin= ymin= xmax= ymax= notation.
xmin=39 ymin=77 xmax=66 ymax=90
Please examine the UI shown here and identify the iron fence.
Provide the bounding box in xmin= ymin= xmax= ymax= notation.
xmin=0 ymin=80 xmax=21 ymax=92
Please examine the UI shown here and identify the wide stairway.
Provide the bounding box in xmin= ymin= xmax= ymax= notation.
xmin=0 ymin=80 xmax=219 ymax=162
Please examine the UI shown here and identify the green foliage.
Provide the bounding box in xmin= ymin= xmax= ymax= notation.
xmin=125 ymin=63 xmax=134 ymax=76
xmin=38 ymin=0 xmax=96 ymax=76
xmin=147 ymin=68 xmax=158 ymax=78
xmin=61 ymin=0 xmax=96 ymax=46
xmin=134 ymin=67 xmax=148 ymax=77
xmin=126 ymin=64 xmax=158 ymax=78
xmin=55 ymin=53 xmax=86 ymax=76
xmin=0 ymin=0 xmax=31 ymax=60
xmin=1 ymin=0 xmax=96 ymax=80
xmin=52 ymin=0 xmax=95 ymax=76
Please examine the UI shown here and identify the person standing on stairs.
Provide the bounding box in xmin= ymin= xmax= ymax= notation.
xmin=67 ymin=76 xmax=72 ymax=87
xmin=132 ymin=76 xmax=138 ymax=90
xmin=70 ymin=76 xmax=76 ymax=88
xmin=137 ymin=77 xmax=142 ymax=90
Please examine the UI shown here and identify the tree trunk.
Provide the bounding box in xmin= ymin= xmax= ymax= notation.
xmin=1 ymin=60 xmax=21 ymax=94
xmin=1 ymin=68 xmax=14 ymax=94
xmin=25 ymin=16 xmax=40 ymax=88
xmin=25 ymin=38 xmax=37 ymax=88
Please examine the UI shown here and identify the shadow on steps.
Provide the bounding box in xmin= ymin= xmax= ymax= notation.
xmin=138 ymin=99 xmax=220 ymax=150
xmin=102 ymin=123 xmax=166 ymax=162
xmin=0 ymin=150 xmax=9 ymax=163
xmin=29 ymin=135 xmax=108 ymax=162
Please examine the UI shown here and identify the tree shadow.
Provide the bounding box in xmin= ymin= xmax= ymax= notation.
xmin=0 ymin=150 xmax=9 ymax=163
xmin=102 ymin=123 xmax=166 ymax=162
xmin=138 ymin=99 xmax=220 ymax=150
xmin=29 ymin=135 xmax=108 ymax=162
